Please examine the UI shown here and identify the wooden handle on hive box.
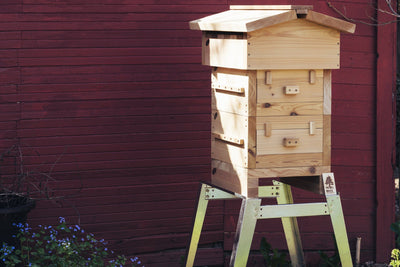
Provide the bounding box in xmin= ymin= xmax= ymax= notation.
xmin=283 ymin=137 xmax=300 ymax=147
xmin=284 ymin=85 xmax=300 ymax=95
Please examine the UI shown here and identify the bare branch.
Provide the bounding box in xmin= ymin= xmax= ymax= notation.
xmin=326 ymin=0 xmax=399 ymax=26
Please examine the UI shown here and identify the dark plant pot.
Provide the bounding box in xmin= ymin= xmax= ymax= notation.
xmin=0 ymin=194 xmax=35 ymax=247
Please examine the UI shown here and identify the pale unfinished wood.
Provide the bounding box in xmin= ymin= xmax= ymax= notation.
xmin=257 ymin=129 xmax=323 ymax=155
xmin=280 ymin=176 xmax=324 ymax=195
xmin=190 ymin=9 xmax=297 ymax=32
xmin=191 ymin=5 xmax=352 ymax=198
xmin=309 ymin=70 xmax=316 ymax=84
xmin=211 ymin=160 xmax=330 ymax=197
xmin=265 ymin=70 xmax=272 ymax=85
xmin=283 ymin=138 xmax=300 ymax=147
xmin=212 ymin=138 xmax=249 ymax=168
xmin=249 ymin=166 xmax=330 ymax=180
xmin=247 ymin=116 xmax=257 ymax=167
xmin=211 ymin=160 xmax=258 ymax=197
xmin=256 ymin=115 xmax=323 ymax=130
xmin=212 ymin=133 xmax=244 ymax=145
xmin=204 ymin=37 xmax=248 ymax=69
xmin=309 ymin=121 xmax=316 ymax=135
xmin=212 ymin=85 xmax=245 ymax=94
xmin=264 ymin=122 xmax=272 ymax=137
xmin=323 ymin=70 xmax=332 ymax=115
xmin=284 ymin=86 xmax=300 ymax=95
xmin=230 ymin=5 xmax=313 ymax=11
xmin=191 ymin=6 xmax=354 ymax=34
xmin=212 ymin=90 xmax=248 ymax=115
xmin=257 ymin=102 xmax=323 ymax=116
xmin=247 ymin=20 xmax=340 ymax=69
xmin=306 ymin=10 xmax=356 ymax=34
xmin=212 ymin=68 xmax=257 ymax=116
xmin=257 ymin=69 xmax=323 ymax=103
xmin=212 ymin=68 xmax=251 ymax=91
xmin=212 ymin=109 xmax=256 ymax=168
xmin=212 ymin=110 xmax=248 ymax=141
xmin=256 ymin=153 xmax=323 ymax=168
xmin=211 ymin=159 xmax=247 ymax=194
xmin=323 ymin=115 xmax=331 ymax=166
xmin=201 ymin=32 xmax=210 ymax=66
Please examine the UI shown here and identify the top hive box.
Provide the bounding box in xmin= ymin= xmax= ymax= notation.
xmin=190 ymin=5 xmax=355 ymax=70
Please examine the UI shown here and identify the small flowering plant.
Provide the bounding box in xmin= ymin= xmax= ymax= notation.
xmin=0 ymin=217 xmax=143 ymax=267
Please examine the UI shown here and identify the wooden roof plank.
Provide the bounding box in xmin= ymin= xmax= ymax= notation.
xmin=230 ymin=5 xmax=313 ymax=11
xmin=190 ymin=7 xmax=356 ymax=33
xmin=306 ymin=10 xmax=356 ymax=34
xmin=189 ymin=10 xmax=296 ymax=32
xmin=246 ymin=10 xmax=297 ymax=32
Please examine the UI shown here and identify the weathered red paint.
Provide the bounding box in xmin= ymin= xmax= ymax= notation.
xmin=376 ymin=0 xmax=397 ymax=262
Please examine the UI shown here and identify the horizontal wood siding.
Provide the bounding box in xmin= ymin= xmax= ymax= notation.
xmin=0 ymin=1 xmax=224 ymax=266
xmin=0 ymin=0 xmax=389 ymax=266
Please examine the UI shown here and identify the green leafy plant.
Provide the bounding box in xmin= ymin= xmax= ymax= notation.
xmin=390 ymin=248 xmax=400 ymax=267
xmin=0 ymin=217 xmax=143 ymax=266
xmin=318 ymin=243 xmax=340 ymax=266
xmin=260 ymin=237 xmax=290 ymax=267
xmin=318 ymin=233 xmax=341 ymax=267
xmin=318 ymin=250 xmax=340 ymax=267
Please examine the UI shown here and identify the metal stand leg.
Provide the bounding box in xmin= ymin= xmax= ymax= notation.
xmin=229 ymin=198 xmax=261 ymax=267
xmin=327 ymin=194 xmax=353 ymax=267
xmin=185 ymin=184 xmax=209 ymax=267
xmin=274 ymin=181 xmax=305 ymax=267
xmin=322 ymin=173 xmax=353 ymax=267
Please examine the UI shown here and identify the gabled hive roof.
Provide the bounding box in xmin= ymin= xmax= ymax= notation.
xmin=189 ymin=5 xmax=355 ymax=34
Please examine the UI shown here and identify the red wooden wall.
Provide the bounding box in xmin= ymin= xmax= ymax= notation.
xmin=0 ymin=0 xmax=395 ymax=266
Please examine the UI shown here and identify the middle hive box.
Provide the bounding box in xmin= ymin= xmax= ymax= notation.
xmin=211 ymin=67 xmax=331 ymax=197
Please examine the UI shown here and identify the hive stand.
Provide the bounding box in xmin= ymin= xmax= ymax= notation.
xmin=185 ymin=173 xmax=352 ymax=267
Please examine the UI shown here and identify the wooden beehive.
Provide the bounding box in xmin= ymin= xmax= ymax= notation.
xmin=190 ymin=5 xmax=355 ymax=197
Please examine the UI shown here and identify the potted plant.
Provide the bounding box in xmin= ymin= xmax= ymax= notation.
xmin=0 ymin=143 xmax=61 ymax=247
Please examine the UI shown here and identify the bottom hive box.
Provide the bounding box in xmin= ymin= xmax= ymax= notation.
xmin=211 ymin=159 xmax=331 ymax=197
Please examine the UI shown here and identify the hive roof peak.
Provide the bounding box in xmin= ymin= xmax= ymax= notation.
xmin=189 ymin=5 xmax=355 ymax=34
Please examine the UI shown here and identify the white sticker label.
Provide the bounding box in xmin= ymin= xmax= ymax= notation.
xmin=322 ymin=173 xmax=337 ymax=196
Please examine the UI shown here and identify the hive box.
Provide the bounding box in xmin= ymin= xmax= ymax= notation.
xmin=190 ymin=5 xmax=355 ymax=197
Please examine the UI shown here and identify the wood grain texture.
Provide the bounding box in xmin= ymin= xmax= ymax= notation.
xmin=306 ymin=10 xmax=356 ymax=34
xmin=247 ymin=19 xmax=340 ymax=69
xmin=190 ymin=9 xmax=296 ymax=32
xmin=257 ymin=69 xmax=324 ymax=103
